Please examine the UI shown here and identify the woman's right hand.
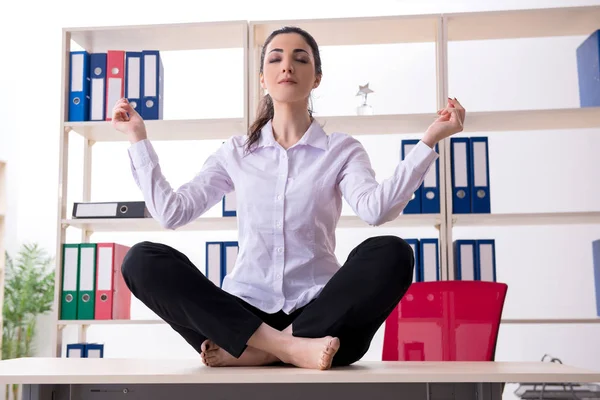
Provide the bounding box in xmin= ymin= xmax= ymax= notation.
xmin=111 ymin=98 xmax=148 ymax=144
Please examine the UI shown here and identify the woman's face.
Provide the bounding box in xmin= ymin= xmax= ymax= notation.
xmin=260 ymin=32 xmax=321 ymax=105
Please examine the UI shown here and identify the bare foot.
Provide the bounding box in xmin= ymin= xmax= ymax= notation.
xmin=281 ymin=336 xmax=340 ymax=370
xmin=200 ymin=339 xmax=279 ymax=367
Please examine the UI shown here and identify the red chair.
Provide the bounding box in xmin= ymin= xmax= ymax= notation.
xmin=382 ymin=280 xmax=508 ymax=361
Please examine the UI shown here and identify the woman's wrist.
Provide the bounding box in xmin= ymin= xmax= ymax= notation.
xmin=421 ymin=132 xmax=438 ymax=149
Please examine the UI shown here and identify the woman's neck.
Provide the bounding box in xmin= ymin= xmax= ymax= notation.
xmin=271 ymin=101 xmax=312 ymax=149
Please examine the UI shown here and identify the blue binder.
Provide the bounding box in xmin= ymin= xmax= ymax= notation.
xmin=475 ymin=239 xmax=496 ymax=282
xmin=89 ymin=53 xmax=107 ymax=121
xmin=450 ymin=137 xmax=471 ymax=214
xmin=576 ymin=29 xmax=600 ymax=107
xmin=592 ymin=239 xmax=600 ymax=317
xmin=454 ymin=239 xmax=477 ymax=280
xmin=421 ymin=143 xmax=440 ymax=214
xmin=141 ymin=50 xmax=164 ymax=120
xmin=419 ymin=238 xmax=439 ymax=282
xmin=66 ymin=343 xmax=86 ymax=358
xmin=84 ymin=343 xmax=104 ymax=358
xmin=68 ymin=51 xmax=90 ymax=122
xmin=205 ymin=242 xmax=224 ymax=287
xmin=222 ymin=241 xmax=239 ymax=280
xmin=405 ymin=238 xmax=420 ymax=282
xmin=469 ymin=137 xmax=491 ymax=213
xmin=222 ymin=192 xmax=237 ymax=217
xmin=401 ymin=140 xmax=422 ymax=214
xmin=125 ymin=52 xmax=142 ymax=115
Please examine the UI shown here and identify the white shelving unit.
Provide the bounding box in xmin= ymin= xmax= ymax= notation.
xmin=52 ymin=6 xmax=600 ymax=358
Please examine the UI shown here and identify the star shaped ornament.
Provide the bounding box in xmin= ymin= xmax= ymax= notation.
xmin=356 ymin=83 xmax=374 ymax=115
xmin=356 ymin=83 xmax=374 ymax=97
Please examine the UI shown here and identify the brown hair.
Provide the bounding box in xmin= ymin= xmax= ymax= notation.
xmin=244 ymin=26 xmax=323 ymax=155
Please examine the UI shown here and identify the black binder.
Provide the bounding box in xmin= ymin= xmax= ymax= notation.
xmin=72 ymin=201 xmax=151 ymax=219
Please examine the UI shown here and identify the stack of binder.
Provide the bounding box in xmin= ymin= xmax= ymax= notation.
xmin=405 ymin=238 xmax=440 ymax=282
xmin=206 ymin=241 xmax=239 ymax=287
xmin=450 ymin=137 xmax=491 ymax=214
xmin=401 ymin=140 xmax=440 ymax=214
xmin=66 ymin=343 xmax=104 ymax=358
xmin=60 ymin=242 xmax=132 ymax=321
xmin=68 ymin=49 xmax=164 ymax=122
xmin=453 ymin=239 xmax=497 ymax=282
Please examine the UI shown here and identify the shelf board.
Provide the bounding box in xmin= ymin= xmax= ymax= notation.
xmin=66 ymin=20 xmax=247 ymax=52
xmin=58 ymin=317 xmax=600 ymax=327
xmin=453 ymin=212 xmax=600 ymax=227
xmin=501 ymin=318 xmax=600 ymax=324
xmin=463 ymin=107 xmax=600 ymax=132
xmin=65 ymin=108 xmax=600 ymax=143
xmin=59 ymin=319 xmax=165 ymax=326
xmin=315 ymin=113 xmax=437 ymax=135
xmin=251 ymin=14 xmax=439 ymax=46
xmin=62 ymin=214 xmax=440 ymax=233
xmin=65 ymin=118 xmax=246 ymax=142
xmin=447 ymin=5 xmax=600 ymax=41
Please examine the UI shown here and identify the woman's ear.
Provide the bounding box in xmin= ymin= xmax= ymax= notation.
xmin=260 ymin=72 xmax=266 ymax=90
xmin=313 ymin=74 xmax=322 ymax=89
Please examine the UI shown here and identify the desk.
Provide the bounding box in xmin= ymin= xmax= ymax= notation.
xmin=1 ymin=358 xmax=599 ymax=400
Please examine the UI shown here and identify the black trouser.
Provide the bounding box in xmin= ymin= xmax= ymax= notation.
xmin=121 ymin=235 xmax=415 ymax=367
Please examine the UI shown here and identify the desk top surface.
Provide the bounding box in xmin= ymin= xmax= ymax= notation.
xmin=0 ymin=358 xmax=599 ymax=385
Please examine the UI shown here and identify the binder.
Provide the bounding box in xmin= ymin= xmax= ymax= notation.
xmin=66 ymin=343 xmax=104 ymax=358
xmin=66 ymin=343 xmax=85 ymax=358
xmin=450 ymin=137 xmax=471 ymax=214
xmin=77 ymin=243 xmax=96 ymax=320
xmin=593 ymin=239 xmax=600 ymax=317
xmin=72 ymin=201 xmax=150 ymax=219
xmin=419 ymin=238 xmax=439 ymax=282
xmin=206 ymin=242 xmax=224 ymax=286
xmin=105 ymin=50 xmax=125 ymax=121
xmin=469 ymin=137 xmax=491 ymax=213
xmin=68 ymin=51 xmax=90 ymax=122
xmin=475 ymin=239 xmax=496 ymax=282
xmin=400 ymin=140 xmax=421 ymax=214
xmin=141 ymin=50 xmax=164 ymax=120
xmin=405 ymin=238 xmax=420 ymax=282
xmin=60 ymin=244 xmax=80 ymax=320
xmin=95 ymin=243 xmax=132 ymax=320
xmin=222 ymin=191 xmax=237 ymax=217
xmin=454 ymin=239 xmax=476 ymax=280
xmin=125 ymin=52 xmax=142 ymax=115
xmin=84 ymin=343 xmax=104 ymax=358
xmin=223 ymin=241 xmax=239 ymax=278
xmin=421 ymin=143 xmax=440 ymax=214
xmin=576 ymin=29 xmax=600 ymax=107
xmin=89 ymin=53 xmax=107 ymax=121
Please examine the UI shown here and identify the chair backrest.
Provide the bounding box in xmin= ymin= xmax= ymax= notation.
xmin=382 ymin=280 xmax=508 ymax=361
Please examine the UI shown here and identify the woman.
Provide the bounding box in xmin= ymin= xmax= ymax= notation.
xmin=111 ymin=26 xmax=465 ymax=370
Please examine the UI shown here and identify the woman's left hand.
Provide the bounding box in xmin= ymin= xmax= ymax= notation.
xmin=423 ymin=98 xmax=466 ymax=148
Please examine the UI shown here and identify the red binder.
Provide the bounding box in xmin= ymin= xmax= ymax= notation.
xmin=105 ymin=50 xmax=125 ymax=121
xmin=95 ymin=242 xmax=131 ymax=320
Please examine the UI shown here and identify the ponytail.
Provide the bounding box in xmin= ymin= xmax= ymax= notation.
xmin=244 ymin=93 xmax=274 ymax=155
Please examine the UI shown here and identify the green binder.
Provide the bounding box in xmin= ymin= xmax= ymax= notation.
xmin=77 ymin=243 xmax=97 ymax=320
xmin=60 ymin=244 xmax=80 ymax=320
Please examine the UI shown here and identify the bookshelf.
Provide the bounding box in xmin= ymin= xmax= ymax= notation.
xmin=52 ymin=6 xmax=600 ymax=357
xmin=0 ymin=161 xmax=5 ymax=357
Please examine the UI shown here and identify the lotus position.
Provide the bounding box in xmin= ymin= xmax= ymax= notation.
xmin=111 ymin=25 xmax=465 ymax=370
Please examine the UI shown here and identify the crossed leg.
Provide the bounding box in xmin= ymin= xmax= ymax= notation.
xmin=201 ymin=235 xmax=414 ymax=368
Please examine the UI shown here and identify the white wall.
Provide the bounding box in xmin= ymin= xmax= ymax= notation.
xmin=1 ymin=0 xmax=600 ymax=399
